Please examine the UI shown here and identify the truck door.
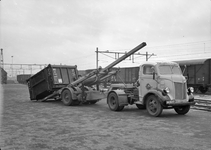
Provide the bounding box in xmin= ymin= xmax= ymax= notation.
xmin=139 ymin=65 xmax=157 ymax=99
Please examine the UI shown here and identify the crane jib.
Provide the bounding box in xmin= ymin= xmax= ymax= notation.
xmin=70 ymin=42 xmax=147 ymax=87
xmin=102 ymin=42 xmax=147 ymax=72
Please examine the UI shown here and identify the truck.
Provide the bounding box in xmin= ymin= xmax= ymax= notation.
xmin=107 ymin=61 xmax=195 ymax=116
xmin=27 ymin=42 xmax=195 ymax=117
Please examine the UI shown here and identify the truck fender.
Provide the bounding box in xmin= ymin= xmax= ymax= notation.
xmin=107 ymin=90 xmax=128 ymax=106
xmin=143 ymin=90 xmax=170 ymax=107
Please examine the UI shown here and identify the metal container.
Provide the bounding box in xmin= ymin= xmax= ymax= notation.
xmin=0 ymin=67 xmax=7 ymax=84
xmin=17 ymin=74 xmax=32 ymax=84
xmin=27 ymin=64 xmax=78 ymax=100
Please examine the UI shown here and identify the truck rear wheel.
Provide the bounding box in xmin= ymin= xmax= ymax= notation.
xmin=107 ymin=92 xmax=124 ymax=111
xmin=62 ymin=89 xmax=78 ymax=106
xmin=174 ymin=105 xmax=190 ymax=115
xmin=146 ymin=95 xmax=163 ymax=117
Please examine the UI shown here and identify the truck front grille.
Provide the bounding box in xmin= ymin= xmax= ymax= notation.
xmin=174 ymin=82 xmax=186 ymax=100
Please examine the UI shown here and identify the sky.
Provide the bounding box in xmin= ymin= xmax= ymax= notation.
xmin=0 ymin=0 xmax=211 ymax=74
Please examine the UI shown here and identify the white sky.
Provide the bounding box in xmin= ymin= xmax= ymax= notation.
xmin=0 ymin=0 xmax=211 ymax=72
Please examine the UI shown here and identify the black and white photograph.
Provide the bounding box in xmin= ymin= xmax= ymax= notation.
xmin=0 ymin=0 xmax=211 ymax=149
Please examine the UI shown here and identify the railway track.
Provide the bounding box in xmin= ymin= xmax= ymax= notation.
xmin=192 ymin=98 xmax=211 ymax=111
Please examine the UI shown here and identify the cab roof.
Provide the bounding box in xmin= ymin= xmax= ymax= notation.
xmin=139 ymin=61 xmax=179 ymax=66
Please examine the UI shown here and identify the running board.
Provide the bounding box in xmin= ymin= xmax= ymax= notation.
xmin=134 ymin=101 xmax=143 ymax=105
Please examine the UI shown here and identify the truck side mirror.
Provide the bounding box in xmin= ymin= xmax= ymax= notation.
xmin=153 ymin=72 xmax=155 ymax=80
xmin=151 ymin=67 xmax=155 ymax=80
xmin=182 ymin=65 xmax=186 ymax=75
xmin=185 ymin=75 xmax=189 ymax=81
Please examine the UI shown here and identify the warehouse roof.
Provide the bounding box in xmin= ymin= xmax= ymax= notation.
xmin=174 ymin=58 xmax=210 ymax=65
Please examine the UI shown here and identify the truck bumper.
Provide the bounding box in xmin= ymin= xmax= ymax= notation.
xmin=166 ymin=100 xmax=195 ymax=106
xmin=165 ymin=94 xmax=195 ymax=106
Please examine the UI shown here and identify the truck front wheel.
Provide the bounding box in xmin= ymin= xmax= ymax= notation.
xmin=107 ymin=92 xmax=124 ymax=111
xmin=146 ymin=95 xmax=163 ymax=117
xmin=174 ymin=105 xmax=190 ymax=115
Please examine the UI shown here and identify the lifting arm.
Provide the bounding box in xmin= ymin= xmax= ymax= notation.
xmin=69 ymin=42 xmax=147 ymax=87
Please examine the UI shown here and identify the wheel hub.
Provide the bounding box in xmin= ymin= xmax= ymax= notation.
xmin=111 ymin=97 xmax=116 ymax=106
xmin=149 ymin=100 xmax=157 ymax=112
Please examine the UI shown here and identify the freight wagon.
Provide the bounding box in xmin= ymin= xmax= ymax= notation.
xmin=85 ymin=67 xmax=139 ymax=86
xmin=0 ymin=67 xmax=7 ymax=84
xmin=17 ymin=74 xmax=32 ymax=84
xmin=176 ymin=58 xmax=211 ymax=93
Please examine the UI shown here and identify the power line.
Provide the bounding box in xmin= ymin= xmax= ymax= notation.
xmin=100 ymin=53 xmax=115 ymax=59
xmin=146 ymin=40 xmax=211 ymax=48
xmin=96 ymin=49 xmax=156 ymax=68
xmin=154 ymin=51 xmax=211 ymax=58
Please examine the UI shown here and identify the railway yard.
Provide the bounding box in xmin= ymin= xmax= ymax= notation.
xmin=193 ymin=94 xmax=211 ymax=111
xmin=1 ymin=84 xmax=211 ymax=150
xmin=1 ymin=0 xmax=210 ymax=149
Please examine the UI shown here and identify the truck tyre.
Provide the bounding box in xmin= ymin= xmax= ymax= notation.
xmin=146 ymin=95 xmax=163 ymax=117
xmin=62 ymin=89 xmax=76 ymax=106
xmin=107 ymin=92 xmax=124 ymax=111
xmin=174 ymin=105 xmax=190 ymax=115
xmin=136 ymin=104 xmax=146 ymax=109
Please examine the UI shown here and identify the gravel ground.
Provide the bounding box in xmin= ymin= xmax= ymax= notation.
xmin=1 ymin=84 xmax=211 ymax=150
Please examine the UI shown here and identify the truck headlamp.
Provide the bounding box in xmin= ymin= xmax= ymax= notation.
xmin=162 ymin=87 xmax=170 ymax=96
xmin=188 ymin=87 xmax=194 ymax=94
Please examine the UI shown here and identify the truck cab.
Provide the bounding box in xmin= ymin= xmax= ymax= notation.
xmin=107 ymin=61 xmax=195 ymax=117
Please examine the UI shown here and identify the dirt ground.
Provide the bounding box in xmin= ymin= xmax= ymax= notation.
xmin=1 ymin=84 xmax=211 ymax=150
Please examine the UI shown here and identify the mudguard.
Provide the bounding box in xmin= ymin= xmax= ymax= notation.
xmin=142 ymin=89 xmax=171 ymax=106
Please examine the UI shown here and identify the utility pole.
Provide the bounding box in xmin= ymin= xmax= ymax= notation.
xmin=146 ymin=51 xmax=148 ymax=61
xmin=11 ymin=56 xmax=13 ymax=77
xmin=0 ymin=48 xmax=3 ymax=69
xmin=96 ymin=47 xmax=98 ymax=69
xmin=96 ymin=49 xmax=155 ymax=68
xmin=146 ymin=52 xmax=155 ymax=61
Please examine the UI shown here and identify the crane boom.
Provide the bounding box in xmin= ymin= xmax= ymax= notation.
xmin=82 ymin=42 xmax=147 ymax=86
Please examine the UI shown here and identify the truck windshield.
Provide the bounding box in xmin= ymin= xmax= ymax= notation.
xmin=159 ymin=65 xmax=182 ymax=75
